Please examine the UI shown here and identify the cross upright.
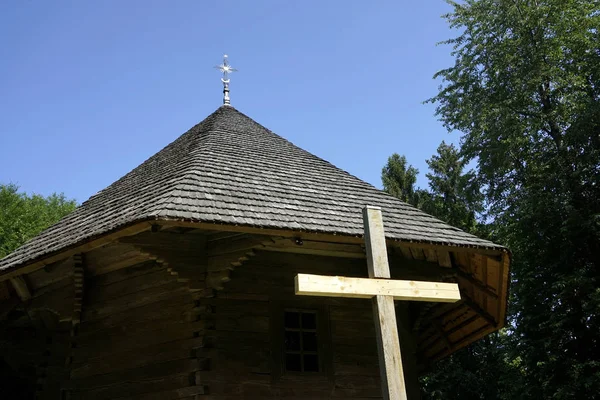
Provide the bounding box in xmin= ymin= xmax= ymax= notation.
xmin=295 ymin=206 xmax=461 ymax=400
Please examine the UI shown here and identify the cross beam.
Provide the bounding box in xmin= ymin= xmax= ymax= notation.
xmin=294 ymin=206 xmax=461 ymax=400
xmin=295 ymin=274 xmax=460 ymax=302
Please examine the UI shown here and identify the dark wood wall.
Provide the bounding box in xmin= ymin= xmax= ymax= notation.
xmin=62 ymin=250 xmax=392 ymax=399
xmin=66 ymin=260 xmax=205 ymax=400
xmin=199 ymin=250 xmax=384 ymax=399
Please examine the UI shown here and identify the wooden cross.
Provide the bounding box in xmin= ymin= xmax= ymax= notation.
xmin=294 ymin=206 xmax=461 ymax=400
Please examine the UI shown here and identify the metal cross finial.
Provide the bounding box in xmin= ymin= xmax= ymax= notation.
xmin=215 ymin=54 xmax=237 ymax=106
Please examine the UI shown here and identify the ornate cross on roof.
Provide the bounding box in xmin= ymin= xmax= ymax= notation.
xmin=215 ymin=54 xmax=237 ymax=106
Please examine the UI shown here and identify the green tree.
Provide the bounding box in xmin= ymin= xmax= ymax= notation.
xmin=382 ymin=153 xmax=423 ymax=206
xmin=429 ymin=0 xmax=600 ymax=397
xmin=381 ymin=143 xmax=518 ymax=399
xmin=422 ymin=141 xmax=484 ymax=233
xmin=382 ymin=143 xmax=484 ymax=232
xmin=413 ymin=142 xmax=519 ymax=399
xmin=421 ymin=331 xmax=524 ymax=400
xmin=0 ymin=184 xmax=77 ymax=258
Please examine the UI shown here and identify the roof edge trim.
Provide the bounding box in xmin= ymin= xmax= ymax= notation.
xmin=0 ymin=216 xmax=508 ymax=282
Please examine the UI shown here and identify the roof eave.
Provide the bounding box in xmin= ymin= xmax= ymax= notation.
xmin=0 ymin=215 xmax=508 ymax=282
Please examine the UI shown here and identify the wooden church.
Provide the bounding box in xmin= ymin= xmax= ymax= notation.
xmin=0 ymin=60 xmax=510 ymax=399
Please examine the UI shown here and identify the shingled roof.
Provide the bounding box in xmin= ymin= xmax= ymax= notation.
xmin=0 ymin=105 xmax=505 ymax=275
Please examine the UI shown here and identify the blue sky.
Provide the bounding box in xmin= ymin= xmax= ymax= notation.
xmin=0 ymin=1 xmax=459 ymax=203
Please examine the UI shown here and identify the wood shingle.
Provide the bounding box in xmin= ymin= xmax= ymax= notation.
xmin=0 ymin=105 xmax=505 ymax=276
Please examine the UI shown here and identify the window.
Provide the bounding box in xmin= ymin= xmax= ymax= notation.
xmin=283 ymin=309 xmax=319 ymax=372
xmin=270 ymin=303 xmax=331 ymax=380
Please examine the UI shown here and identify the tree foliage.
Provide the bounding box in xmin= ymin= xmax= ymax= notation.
xmin=0 ymin=184 xmax=77 ymax=259
xmin=425 ymin=0 xmax=600 ymax=397
xmin=382 ymin=153 xmax=423 ymax=206
xmin=422 ymin=141 xmax=484 ymax=234
xmin=382 ymin=144 xmax=516 ymax=398
xmin=382 ymin=142 xmax=483 ymax=233
xmin=421 ymin=332 xmax=525 ymax=400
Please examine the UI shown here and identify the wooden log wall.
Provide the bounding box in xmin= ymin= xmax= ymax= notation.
xmin=0 ymin=255 xmax=77 ymax=399
xmin=196 ymin=251 xmax=386 ymax=399
xmin=65 ymin=260 xmax=208 ymax=400
xmin=0 ymin=313 xmax=72 ymax=400
xmin=0 ymin=227 xmax=507 ymax=399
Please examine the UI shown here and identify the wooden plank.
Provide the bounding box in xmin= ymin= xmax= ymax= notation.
xmin=78 ymin=293 xmax=195 ymax=334
xmin=73 ymin=254 xmax=84 ymax=324
xmin=443 ymin=314 xmax=479 ymax=337
xmin=372 ymin=294 xmax=406 ymax=400
xmin=206 ymin=231 xmax=245 ymax=242
xmin=262 ymin=238 xmax=366 ymax=259
xmin=482 ymin=255 xmax=489 ymax=316
xmin=331 ymin=318 xmax=376 ymax=338
xmin=363 ymin=206 xmax=391 ymax=279
xmin=363 ymin=206 xmax=406 ymax=400
xmin=82 ymin=281 xmax=190 ymax=320
xmin=92 ymin=254 xmax=154 ymax=276
xmin=295 ymin=274 xmax=461 ymax=303
xmin=436 ymin=250 xmax=452 ymax=268
xmin=207 ymin=235 xmax=270 ymax=256
xmin=77 ymin=310 xmax=206 ymax=346
xmin=115 ymin=385 xmax=206 ymax=400
xmin=409 ymin=247 xmax=425 ymax=261
xmin=425 ymin=249 xmax=438 ymax=263
xmin=68 ymin=358 xmax=202 ymax=389
xmin=0 ymin=221 xmax=152 ymax=282
xmin=429 ymin=322 xmax=496 ymax=361
xmin=9 ymin=276 xmax=31 ymax=301
xmin=206 ymin=250 xmax=255 ymax=272
xmin=462 ymin=296 xmax=497 ymax=326
xmin=69 ymin=372 xmax=198 ymax=400
xmin=160 ymin=220 xmax=508 ymax=257
xmin=85 ymin=268 xmax=177 ymax=302
xmin=118 ymin=231 xmax=206 ymax=251
xmin=29 ymin=279 xmax=74 ymax=319
xmin=72 ymin=320 xmax=207 ymax=360
xmin=28 ymin=257 xmax=73 ymax=291
xmin=71 ymin=337 xmax=205 ymax=378
xmin=0 ymin=215 xmax=506 ymax=285
xmin=470 ymin=253 xmax=484 ymax=281
xmin=455 ymin=269 xmax=499 ymax=299
xmin=432 ymin=318 xmax=453 ymax=352
xmin=0 ymin=281 xmax=10 ymax=301
xmin=388 ymin=256 xmax=458 ymax=281
xmin=398 ymin=246 xmax=413 ymax=260
xmin=90 ymin=260 xmax=164 ymax=287
xmin=85 ymin=244 xmax=148 ymax=269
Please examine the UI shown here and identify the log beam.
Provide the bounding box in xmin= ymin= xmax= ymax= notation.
xmin=261 ymin=237 xmax=366 ymax=259
xmin=295 ymin=273 xmax=461 ymax=303
xmin=432 ymin=319 xmax=453 ymax=352
xmin=462 ymin=296 xmax=496 ymax=326
xmin=9 ymin=276 xmax=31 ymax=302
xmin=72 ymin=254 xmax=84 ymax=326
xmin=455 ymin=269 xmax=499 ymax=299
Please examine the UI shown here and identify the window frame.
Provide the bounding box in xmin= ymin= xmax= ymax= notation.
xmin=283 ymin=308 xmax=320 ymax=373
xmin=270 ymin=301 xmax=332 ymax=381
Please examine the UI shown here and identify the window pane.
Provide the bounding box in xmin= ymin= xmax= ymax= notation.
xmin=285 ymin=331 xmax=301 ymax=351
xmin=302 ymin=332 xmax=318 ymax=352
xmin=285 ymin=311 xmax=300 ymax=328
xmin=301 ymin=312 xmax=317 ymax=329
xmin=285 ymin=354 xmax=302 ymax=372
xmin=304 ymin=354 xmax=319 ymax=372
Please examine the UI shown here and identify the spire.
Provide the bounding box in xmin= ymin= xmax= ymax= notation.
xmin=215 ymin=54 xmax=237 ymax=106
